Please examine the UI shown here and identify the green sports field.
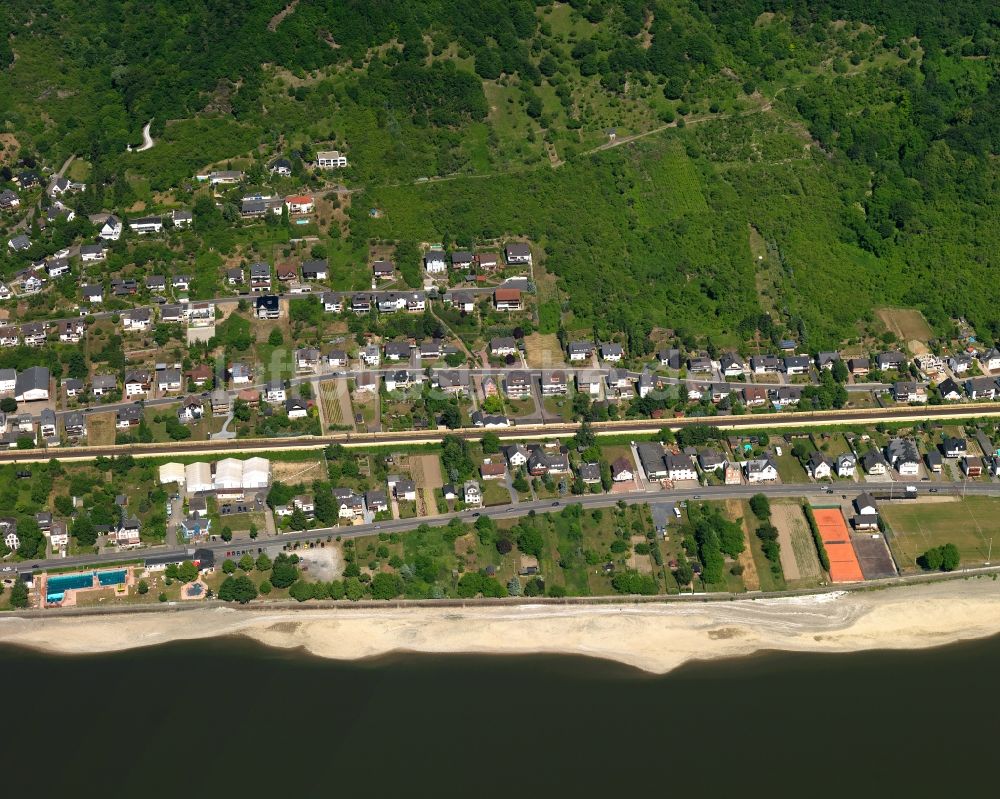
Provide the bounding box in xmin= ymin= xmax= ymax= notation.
xmin=882 ymin=497 xmax=1000 ymax=572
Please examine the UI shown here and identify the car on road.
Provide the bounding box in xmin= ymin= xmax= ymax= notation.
xmin=930 ymin=487 xmax=939 ymax=493
xmin=551 ymin=502 xmax=559 ymax=506
xmin=472 ymin=512 xmax=480 ymax=517
xmin=693 ymin=495 xmax=701 ymax=500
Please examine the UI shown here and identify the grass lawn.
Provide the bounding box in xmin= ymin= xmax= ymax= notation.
xmin=774 ymin=451 xmax=807 ymax=483
xmin=883 ymin=497 xmax=1000 ymax=571
xmin=481 ymin=480 xmax=511 ymax=507
xmin=542 ymin=395 xmax=575 ymax=421
xmin=87 ymin=411 xmax=117 ymax=446
xmin=397 ymin=501 xmax=418 ymax=519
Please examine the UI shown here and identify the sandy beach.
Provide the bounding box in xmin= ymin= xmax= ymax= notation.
xmin=2 ymin=579 xmax=1000 ymax=673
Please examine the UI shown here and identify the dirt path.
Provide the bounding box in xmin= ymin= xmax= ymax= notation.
xmin=727 ymin=500 xmax=760 ymax=590
xmin=268 ymin=0 xmax=300 ymax=30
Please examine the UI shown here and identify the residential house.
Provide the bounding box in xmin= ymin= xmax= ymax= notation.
xmin=783 ymin=355 xmax=811 ymax=375
xmin=285 ymin=195 xmax=314 ymax=214
xmin=745 ymin=457 xmax=779 ymax=483
xmin=129 ymin=216 xmax=164 ymax=234
xmin=171 ymin=209 xmax=193 ymax=228
xmin=698 ymin=450 xmax=727 ymax=472
xmin=79 ymin=243 xmax=107 ymax=262
xmin=893 ymin=381 xmax=927 ymax=403
xmin=925 ymin=449 xmax=943 ymax=473
xmin=490 ymin=337 xmax=518 ymax=358
xmin=395 ymin=479 xmax=417 ymax=502
xmin=177 ymin=396 xmax=205 ymax=423
xmin=0 ymin=327 xmax=18 ymax=347
xmin=424 ymin=250 xmax=447 ymax=274
xmin=116 ymin=405 xmax=142 ymax=428
xmin=963 ymin=456 xmax=984 ymax=477
xmin=64 ymin=410 xmax=87 ymax=438
xmin=361 ymin=345 xmax=381 ymax=368
xmin=876 ymin=351 xmax=907 ymax=372
xmin=937 ymin=377 xmax=963 ymax=401
xmin=226 ymin=267 xmax=244 ymax=286
xmin=264 ymin=380 xmax=286 ymax=404
xmin=295 ymin=348 xmax=321 ymax=373
xmin=211 ymin=391 xmax=232 ymax=417
xmin=269 ymin=157 xmax=292 ymax=176
xmin=578 ymin=462 xmax=601 ymax=484
xmin=45 ymin=257 xmax=70 ymax=278
xmin=637 ymin=443 xmax=668 ymax=480
xmin=979 ymin=348 xmax=1000 ymax=372
xmin=418 ymin=339 xmax=442 ymax=360
xmin=965 ymin=376 xmax=998 ymax=400
xmin=638 ymin=370 xmax=656 ymax=399
xmin=21 ymin=322 xmax=47 ymax=347
xmin=504 ymin=371 xmax=531 ymax=399
xmin=939 ymin=437 xmax=967 ymax=458
xmin=124 ymin=370 xmax=152 ymax=397
xmin=285 ymin=397 xmax=309 ymax=419
xmin=742 ymin=385 xmax=769 ymax=408
xmin=448 ymin=290 xmax=476 ymax=313
xmin=187 ymin=363 xmax=213 ymax=387
xmin=326 ymin=349 xmax=349 ymax=368
xmin=98 ymin=216 xmax=123 ymax=241
xmin=480 ymin=459 xmax=507 ymax=481
xmin=433 ymin=370 xmax=468 ymax=396
xmin=58 ymin=319 xmax=84 ymax=343
xmin=751 ymin=355 xmax=781 ymax=374
xmin=63 ymin=378 xmax=84 ymax=397
xmin=351 ymin=294 xmax=372 ymax=314
xmin=948 ymin=354 xmax=973 ymax=374
xmin=568 ymin=341 xmax=595 ymax=362
xmin=156 ymin=367 xmax=182 ymax=393
xmin=848 ymin=358 xmax=870 ymax=377
xmin=816 ymin=352 xmax=841 ymax=370
xmin=207 ymin=170 xmax=243 ymax=184
xmin=477 ymin=253 xmax=500 ymax=271
xmin=836 ymin=453 xmax=857 ymax=478
xmin=7 ymin=234 xmax=31 ymax=252
xmin=688 ymin=356 xmax=713 ymax=373
xmin=493 ymin=288 xmax=522 ymax=311
xmin=504 ymin=243 xmax=532 ymax=265
xmin=451 ymin=251 xmax=475 ymax=271
xmin=153 ymin=305 xmax=181 ymax=326
xmin=463 ymin=480 xmax=482 ymax=507
xmin=316 ymin=150 xmax=348 ymax=169
xmin=91 ymin=374 xmax=117 ymax=397
xmin=255 ymin=294 xmax=280 ymax=320
xmin=385 ymin=370 xmax=422 ymax=393
xmin=885 ymin=438 xmax=921 ymax=476
xmin=172 ymin=275 xmax=190 ymax=293
xmin=123 ymin=307 xmax=152 ymax=332
xmin=372 ymin=260 xmax=395 ymax=280
xmin=384 ymin=340 xmax=411 ymax=362
xmin=229 ymin=361 xmax=253 ymax=386
xmin=115 ymin=516 xmax=142 ymax=549
xmin=807 ymin=451 xmax=833 ymax=480
xmin=39 ymin=408 xmax=56 ymax=439
xmin=659 ymin=348 xmax=681 ymax=370
xmin=540 ymin=370 xmax=568 ymax=396
xmin=611 ymin=457 xmax=635 ymax=482
xmin=321 ymin=291 xmax=343 ymax=313
xmin=605 ymin=369 xmax=634 ymax=399
xmin=862 ymin=449 xmax=888 ymax=476
xmin=365 ymin=490 xmax=389 ymax=514
xmin=601 ymin=342 xmax=624 ymax=362
xmin=145 ymin=274 xmax=167 ymax=292
xmin=665 ymin=453 xmax=697 ymax=481
xmin=0 ymin=189 xmax=19 ymax=210
xmin=720 ymin=352 xmax=745 ymax=377
xmin=250 ymin=262 xmax=272 ymax=292
xmin=241 ymin=197 xmax=283 ymax=219
xmin=0 ymin=369 xmax=15 ymax=394
xmin=276 ymin=263 xmax=298 ymax=282
xmin=14 ymin=367 xmax=50 ymax=401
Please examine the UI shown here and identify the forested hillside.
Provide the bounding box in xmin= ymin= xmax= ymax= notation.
xmin=1 ymin=0 xmax=998 ymax=347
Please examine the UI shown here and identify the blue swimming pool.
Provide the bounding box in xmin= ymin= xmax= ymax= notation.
xmin=46 ymin=569 xmax=127 ymax=602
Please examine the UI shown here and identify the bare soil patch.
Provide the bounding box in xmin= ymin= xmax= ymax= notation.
xmin=296 ymin=544 xmax=343 ymax=581
xmin=727 ymin=500 xmax=760 ymax=590
xmin=524 ymin=333 xmax=564 ymax=368
xmin=772 ymin=502 xmax=822 ymax=581
xmin=272 ymin=459 xmax=325 ymax=483
xmin=87 ymin=412 xmax=117 ymax=446
xmin=627 ymin=535 xmax=653 ymax=574
xmin=875 ymin=308 xmax=932 ymax=348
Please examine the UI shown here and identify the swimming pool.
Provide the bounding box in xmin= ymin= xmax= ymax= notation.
xmin=46 ymin=569 xmax=128 ymax=603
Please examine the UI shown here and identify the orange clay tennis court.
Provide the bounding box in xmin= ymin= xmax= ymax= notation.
xmin=812 ymin=508 xmax=865 ymax=583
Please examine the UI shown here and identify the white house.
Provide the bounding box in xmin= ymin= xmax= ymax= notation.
xmin=14 ymin=367 xmax=50 ymax=402
xmin=745 ymin=458 xmax=779 ymax=483
xmin=316 ymin=150 xmax=348 ymax=169
xmin=836 ymin=453 xmax=857 ymax=478
xmin=424 ymin=251 xmax=447 ymax=274
xmin=665 ymin=454 xmax=697 ymax=482
xmin=285 ymin=195 xmax=314 ymax=214
xmin=99 ymin=216 xmax=123 ymax=241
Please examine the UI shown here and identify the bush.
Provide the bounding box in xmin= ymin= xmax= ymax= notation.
xmin=803 ymin=504 xmax=831 ymax=572
xmin=918 ymin=543 xmax=960 ymax=572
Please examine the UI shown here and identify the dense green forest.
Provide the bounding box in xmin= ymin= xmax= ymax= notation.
xmin=1 ymin=0 xmax=998 ymax=347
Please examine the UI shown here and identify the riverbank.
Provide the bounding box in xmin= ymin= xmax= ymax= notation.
xmin=2 ymin=579 xmax=999 ymax=673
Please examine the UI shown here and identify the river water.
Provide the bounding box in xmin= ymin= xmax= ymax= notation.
xmin=9 ymin=635 xmax=997 ymax=794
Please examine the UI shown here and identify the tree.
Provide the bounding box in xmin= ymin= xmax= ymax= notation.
xmin=270 ymin=553 xmax=299 ymax=588
xmin=749 ymin=494 xmax=771 ymax=520
xmin=219 ymin=575 xmax=258 ymax=603
xmin=289 ymin=580 xmax=315 ymax=601
xmin=222 ymin=558 xmax=237 ymax=574
xmin=178 ymin=561 xmax=199 ymax=582
xmin=259 ymin=580 xmax=273 ymax=594
xmin=0 ymin=397 xmax=17 ymax=413
xmin=516 ymin=525 xmax=544 ymax=558
xmin=673 ymin=560 xmax=694 ymax=586
xmin=220 ymin=526 xmax=232 ymax=542
xmin=238 ymin=554 xmax=254 ymax=572
xmin=507 ymin=575 xmax=522 ymax=596
xmin=481 ymin=431 xmax=501 ymax=453
xmin=137 ymin=579 xmax=149 ymax=595
xmin=370 ymin=572 xmax=404 ymax=600
xmin=10 ymin=579 xmax=29 ymax=609
xmin=255 ymin=552 xmax=272 ymax=571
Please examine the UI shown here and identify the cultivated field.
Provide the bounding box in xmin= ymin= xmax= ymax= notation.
xmin=882 ymin=497 xmax=1000 ymax=571
xmin=271 ymin=459 xmax=325 ymax=483
xmin=319 ymin=380 xmax=353 ymax=429
xmin=875 ymin=307 xmax=933 ymax=352
xmin=86 ymin=412 xmax=117 ymax=446
xmin=524 ymin=333 xmax=564 ymax=368
xmin=771 ymin=501 xmax=823 ymax=582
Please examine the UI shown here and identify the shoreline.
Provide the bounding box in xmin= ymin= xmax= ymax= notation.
xmin=2 ymin=579 xmax=999 ymax=673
